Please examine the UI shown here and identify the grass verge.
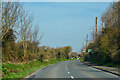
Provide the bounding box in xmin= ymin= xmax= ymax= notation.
xmin=87 ymin=60 xmax=120 ymax=68
xmin=2 ymin=58 xmax=72 ymax=78
xmin=80 ymin=57 xmax=85 ymax=62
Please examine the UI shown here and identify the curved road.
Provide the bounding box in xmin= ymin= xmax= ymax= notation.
xmin=27 ymin=60 xmax=118 ymax=79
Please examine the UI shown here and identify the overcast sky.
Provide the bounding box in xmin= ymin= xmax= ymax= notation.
xmin=23 ymin=2 xmax=111 ymax=53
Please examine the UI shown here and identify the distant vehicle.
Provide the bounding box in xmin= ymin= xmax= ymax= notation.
xmin=70 ymin=57 xmax=73 ymax=59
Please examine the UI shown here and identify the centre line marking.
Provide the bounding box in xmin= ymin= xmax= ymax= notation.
xmin=71 ymin=76 xmax=74 ymax=79
xmin=66 ymin=66 xmax=67 ymax=68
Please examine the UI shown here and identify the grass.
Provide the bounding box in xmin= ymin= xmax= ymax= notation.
xmin=80 ymin=57 xmax=85 ymax=62
xmin=83 ymin=59 xmax=120 ymax=68
xmin=103 ymin=62 xmax=120 ymax=68
xmin=2 ymin=58 xmax=72 ymax=78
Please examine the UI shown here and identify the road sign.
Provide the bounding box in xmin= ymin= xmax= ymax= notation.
xmin=88 ymin=49 xmax=92 ymax=52
xmin=82 ymin=48 xmax=86 ymax=52
xmin=82 ymin=48 xmax=86 ymax=51
xmin=83 ymin=51 xmax=86 ymax=53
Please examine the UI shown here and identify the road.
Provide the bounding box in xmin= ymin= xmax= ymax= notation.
xmin=27 ymin=60 xmax=118 ymax=80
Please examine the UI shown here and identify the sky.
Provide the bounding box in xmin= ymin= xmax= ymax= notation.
xmin=23 ymin=2 xmax=111 ymax=53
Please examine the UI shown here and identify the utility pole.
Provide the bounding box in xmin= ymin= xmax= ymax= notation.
xmin=118 ymin=1 xmax=120 ymax=50
xmin=82 ymin=42 xmax=84 ymax=57
xmin=82 ymin=42 xmax=84 ymax=48
xmin=96 ymin=17 xmax=97 ymax=39
xmin=102 ymin=22 xmax=103 ymax=31
xmin=118 ymin=1 xmax=120 ymax=75
xmin=86 ymin=34 xmax=88 ymax=47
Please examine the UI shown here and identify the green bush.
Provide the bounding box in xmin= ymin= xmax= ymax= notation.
xmin=2 ymin=58 xmax=71 ymax=78
xmin=38 ymin=54 xmax=44 ymax=62
xmin=2 ymin=66 xmax=9 ymax=75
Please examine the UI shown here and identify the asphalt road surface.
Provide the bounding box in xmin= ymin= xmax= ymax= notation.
xmin=27 ymin=60 xmax=118 ymax=80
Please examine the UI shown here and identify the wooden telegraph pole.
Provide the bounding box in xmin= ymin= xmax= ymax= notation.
xmin=82 ymin=42 xmax=84 ymax=57
xmin=118 ymin=1 xmax=120 ymax=50
xmin=117 ymin=0 xmax=120 ymax=76
xmin=82 ymin=42 xmax=84 ymax=48
xmin=96 ymin=17 xmax=97 ymax=39
xmin=102 ymin=21 xmax=103 ymax=31
xmin=86 ymin=34 xmax=88 ymax=47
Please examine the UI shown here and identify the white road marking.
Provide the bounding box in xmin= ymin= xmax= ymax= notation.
xmin=68 ymin=72 xmax=70 ymax=74
xmin=66 ymin=63 xmax=68 ymax=71
xmin=105 ymin=71 xmax=118 ymax=77
xmin=66 ymin=68 xmax=68 ymax=71
xmin=88 ymin=67 xmax=118 ymax=77
xmin=66 ymin=64 xmax=67 ymax=67
xmin=71 ymin=76 xmax=74 ymax=79
xmin=88 ymin=67 xmax=101 ymax=71
xmin=66 ymin=65 xmax=67 ymax=68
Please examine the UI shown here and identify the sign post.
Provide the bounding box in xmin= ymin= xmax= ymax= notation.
xmin=82 ymin=48 xmax=86 ymax=57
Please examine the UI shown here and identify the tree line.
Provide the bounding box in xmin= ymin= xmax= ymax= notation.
xmin=1 ymin=2 xmax=73 ymax=62
xmin=83 ymin=2 xmax=120 ymax=64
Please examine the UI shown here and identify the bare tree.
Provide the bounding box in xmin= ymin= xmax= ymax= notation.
xmin=2 ymin=2 xmax=22 ymax=40
xmin=101 ymin=3 xmax=119 ymax=28
xmin=2 ymin=2 xmax=43 ymax=61
xmin=19 ymin=10 xmax=33 ymax=59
